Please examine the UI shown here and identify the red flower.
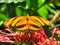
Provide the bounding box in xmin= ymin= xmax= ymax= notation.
xmin=58 ymin=41 xmax=60 ymax=45
xmin=48 ymin=37 xmax=56 ymax=45
xmin=0 ymin=35 xmax=14 ymax=44
xmin=52 ymin=27 xmax=59 ymax=37
xmin=38 ymin=28 xmax=48 ymax=38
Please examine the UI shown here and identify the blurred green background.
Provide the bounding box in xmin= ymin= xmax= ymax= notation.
xmin=0 ymin=0 xmax=60 ymax=23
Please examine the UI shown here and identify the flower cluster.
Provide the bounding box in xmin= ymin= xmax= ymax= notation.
xmin=0 ymin=26 xmax=60 ymax=45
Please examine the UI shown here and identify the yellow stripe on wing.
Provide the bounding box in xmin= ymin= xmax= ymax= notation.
xmin=16 ymin=19 xmax=27 ymax=27
xmin=4 ymin=17 xmax=15 ymax=26
xmin=29 ymin=20 xmax=40 ymax=27
xmin=40 ymin=17 xmax=52 ymax=26
xmin=11 ymin=16 xmax=25 ymax=26
xmin=29 ymin=25 xmax=39 ymax=30
xmin=30 ymin=16 xmax=45 ymax=26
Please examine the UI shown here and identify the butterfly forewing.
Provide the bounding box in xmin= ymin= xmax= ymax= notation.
xmin=4 ymin=16 xmax=52 ymax=31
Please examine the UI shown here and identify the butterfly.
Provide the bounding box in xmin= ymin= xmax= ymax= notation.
xmin=4 ymin=15 xmax=53 ymax=31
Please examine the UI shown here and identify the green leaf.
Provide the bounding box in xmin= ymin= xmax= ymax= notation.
xmin=6 ymin=0 xmax=13 ymax=3
xmin=26 ymin=0 xmax=30 ymax=9
xmin=55 ymin=2 xmax=60 ymax=6
xmin=49 ymin=3 xmax=55 ymax=8
xmin=37 ymin=5 xmax=48 ymax=19
xmin=46 ymin=4 xmax=56 ymax=14
xmin=13 ymin=0 xmax=18 ymax=3
xmin=19 ymin=43 xmax=26 ymax=45
xmin=17 ymin=0 xmax=25 ymax=2
xmin=22 ymin=11 xmax=27 ymax=16
xmin=0 ymin=21 xmax=3 ymax=26
xmin=0 ymin=13 xmax=7 ymax=22
xmin=0 ymin=4 xmax=6 ymax=12
xmin=30 ymin=0 xmax=38 ymax=10
xmin=0 ymin=0 xmax=25 ymax=3
xmin=0 ymin=4 xmax=8 ymax=17
xmin=38 ymin=0 xmax=45 ymax=7
xmin=43 ymin=26 xmax=51 ymax=37
xmin=15 ymin=7 xmax=22 ymax=16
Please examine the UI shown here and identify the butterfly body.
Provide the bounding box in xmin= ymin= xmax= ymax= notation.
xmin=4 ymin=16 xmax=52 ymax=31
